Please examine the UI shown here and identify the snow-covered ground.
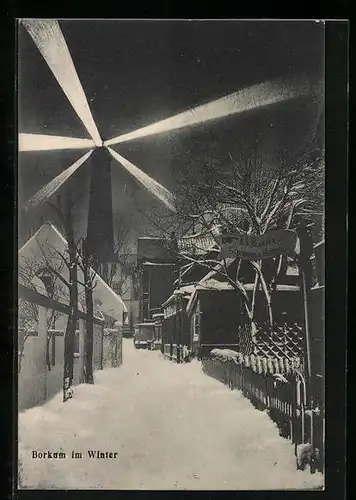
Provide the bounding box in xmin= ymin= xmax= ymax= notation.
xmin=19 ymin=339 xmax=323 ymax=490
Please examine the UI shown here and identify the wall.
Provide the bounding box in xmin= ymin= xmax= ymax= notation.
xmin=19 ymin=332 xmax=82 ymax=412
xmin=200 ymin=291 xmax=241 ymax=345
xmin=18 ymin=294 xmax=124 ymax=412
xmin=270 ymin=290 xmax=304 ymax=324
xmin=149 ymin=265 xmax=175 ymax=313
xmin=18 ymin=317 xmax=105 ymax=412
xmin=18 ymin=335 xmax=47 ymax=411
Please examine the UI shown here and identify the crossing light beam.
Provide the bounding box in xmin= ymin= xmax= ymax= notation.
xmin=25 ymin=149 xmax=93 ymax=211
xmin=105 ymin=77 xmax=312 ymax=146
xmin=19 ymin=133 xmax=96 ymax=152
xmin=106 ymin=147 xmax=176 ymax=212
xmin=22 ymin=19 xmax=102 ymax=146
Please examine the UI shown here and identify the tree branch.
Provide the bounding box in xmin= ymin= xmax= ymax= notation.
xmin=250 ymin=260 xmax=273 ymax=326
xmin=260 ymin=177 xmax=281 ymax=222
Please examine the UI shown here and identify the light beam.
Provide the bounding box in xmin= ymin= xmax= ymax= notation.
xmin=25 ymin=149 xmax=93 ymax=211
xmin=105 ymin=77 xmax=312 ymax=146
xmin=22 ymin=19 xmax=102 ymax=146
xmin=19 ymin=133 xmax=96 ymax=152
xmin=106 ymin=147 xmax=176 ymax=212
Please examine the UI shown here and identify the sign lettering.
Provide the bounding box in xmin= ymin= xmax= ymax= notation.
xmin=219 ymin=229 xmax=298 ymax=260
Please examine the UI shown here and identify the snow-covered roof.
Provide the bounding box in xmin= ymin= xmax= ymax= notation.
xmin=178 ymin=234 xmax=218 ymax=256
xmin=243 ymin=284 xmax=300 ymax=292
xmin=137 ymin=236 xmax=163 ymax=240
xmin=143 ymin=261 xmax=176 ymax=267
xmin=186 ymin=278 xmax=300 ymax=316
xmin=168 ymin=284 xmax=196 ymax=295
xmin=152 ymin=313 xmax=164 ymax=319
xmin=162 ymin=284 xmax=195 ymax=308
xmin=196 ymin=278 xmax=234 ymax=291
xmin=19 ymin=222 xmax=127 ymax=322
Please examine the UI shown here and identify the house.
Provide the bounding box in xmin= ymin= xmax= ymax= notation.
xmin=160 ymin=228 xmax=323 ymax=362
xmin=136 ymin=231 xmax=221 ymax=337
xmin=18 ymin=222 xmax=127 ymax=410
xmin=186 ymin=278 xmax=304 ymax=358
xmin=183 ymin=252 xmax=305 ymax=359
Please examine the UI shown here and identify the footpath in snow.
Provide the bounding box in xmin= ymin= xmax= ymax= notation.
xmin=19 ymin=339 xmax=323 ymax=490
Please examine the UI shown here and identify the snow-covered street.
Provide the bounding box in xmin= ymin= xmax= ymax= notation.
xmin=19 ymin=339 xmax=323 ymax=490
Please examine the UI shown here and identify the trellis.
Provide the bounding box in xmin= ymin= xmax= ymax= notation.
xmin=238 ymin=322 xmax=304 ymax=359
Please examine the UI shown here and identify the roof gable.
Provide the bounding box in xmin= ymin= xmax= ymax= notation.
xmin=19 ymin=222 xmax=127 ymax=321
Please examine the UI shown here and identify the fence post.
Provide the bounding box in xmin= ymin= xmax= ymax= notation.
xmin=100 ymin=323 xmax=104 ymax=370
xmin=78 ymin=319 xmax=85 ymax=383
xmin=296 ymin=222 xmax=314 ymax=407
xmin=38 ymin=305 xmax=48 ymax=402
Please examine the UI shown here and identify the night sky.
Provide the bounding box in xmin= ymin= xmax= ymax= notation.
xmin=18 ymin=20 xmax=325 ymax=247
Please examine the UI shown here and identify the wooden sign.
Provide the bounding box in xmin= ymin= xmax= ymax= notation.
xmin=220 ymin=229 xmax=298 ymax=260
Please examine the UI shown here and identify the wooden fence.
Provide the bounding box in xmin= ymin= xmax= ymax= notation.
xmin=202 ymin=349 xmax=324 ymax=474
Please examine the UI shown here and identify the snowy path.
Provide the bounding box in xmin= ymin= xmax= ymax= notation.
xmin=19 ymin=339 xmax=323 ymax=490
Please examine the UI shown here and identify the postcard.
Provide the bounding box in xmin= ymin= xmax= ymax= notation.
xmin=17 ymin=18 xmax=327 ymax=490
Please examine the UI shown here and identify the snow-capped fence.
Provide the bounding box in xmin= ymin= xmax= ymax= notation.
xmin=202 ymin=349 xmax=324 ymax=474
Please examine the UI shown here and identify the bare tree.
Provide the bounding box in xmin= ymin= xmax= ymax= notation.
xmin=76 ymin=237 xmax=97 ymax=384
xmin=144 ymin=130 xmax=324 ymax=342
xmin=20 ymin=184 xmax=101 ymax=393
xmin=45 ymin=193 xmax=80 ymax=401
xmin=40 ymin=229 xmax=98 ymax=387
